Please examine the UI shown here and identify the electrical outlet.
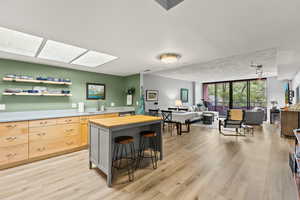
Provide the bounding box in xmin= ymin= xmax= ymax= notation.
xmin=0 ymin=104 xmax=6 ymax=111
xmin=71 ymin=103 xmax=77 ymax=108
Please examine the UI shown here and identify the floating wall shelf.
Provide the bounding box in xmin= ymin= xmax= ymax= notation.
xmin=3 ymin=92 xmax=72 ymax=97
xmin=2 ymin=77 xmax=72 ymax=85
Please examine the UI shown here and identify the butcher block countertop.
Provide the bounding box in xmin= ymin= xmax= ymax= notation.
xmin=89 ymin=115 xmax=162 ymax=128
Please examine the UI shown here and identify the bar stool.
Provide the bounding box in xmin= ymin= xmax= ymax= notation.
xmin=137 ymin=130 xmax=159 ymax=169
xmin=112 ymin=136 xmax=135 ymax=182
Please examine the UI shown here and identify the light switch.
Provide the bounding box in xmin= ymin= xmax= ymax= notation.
xmin=0 ymin=104 xmax=6 ymax=111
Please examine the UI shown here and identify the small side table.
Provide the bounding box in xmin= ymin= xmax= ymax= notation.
xmin=242 ymin=125 xmax=254 ymax=136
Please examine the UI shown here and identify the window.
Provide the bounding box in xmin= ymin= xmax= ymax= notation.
xmin=203 ymin=79 xmax=267 ymax=117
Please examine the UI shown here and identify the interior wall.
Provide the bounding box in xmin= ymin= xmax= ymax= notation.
xmin=0 ymin=59 xmax=134 ymax=112
xmin=292 ymin=71 xmax=300 ymax=104
xmin=143 ymin=74 xmax=194 ymax=111
xmin=267 ymin=77 xmax=286 ymax=108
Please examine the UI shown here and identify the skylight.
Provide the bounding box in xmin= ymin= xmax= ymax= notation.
xmin=38 ymin=40 xmax=87 ymax=63
xmin=72 ymin=51 xmax=118 ymax=67
xmin=0 ymin=27 xmax=43 ymax=57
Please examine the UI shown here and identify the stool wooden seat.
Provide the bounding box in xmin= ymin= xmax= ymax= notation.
xmin=112 ymin=136 xmax=135 ymax=182
xmin=114 ymin=136 xmax=134 ymax=144
xmin=140 ymin=130 xmax=157 ymax=137
xmin=137 ymin=131 xmax=159 ymax=169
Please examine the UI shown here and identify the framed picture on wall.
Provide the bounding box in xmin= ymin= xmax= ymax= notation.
xmin=180 ymin=88 xmax=189 ymax=103
xmin=86 ymin=83 xmax=105 ymax=100
xmin=146 ymin=90 xmax=159 ymax=101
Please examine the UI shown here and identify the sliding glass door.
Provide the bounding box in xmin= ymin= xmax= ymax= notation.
xmin=203 ymin=79 xmax=267 ymax=117
xmin=249 ymin=80 xmax=267 ymax=109
xmin=216 ymin=82 xmax=230 ymax=116
xmin=232 ymin=81 xmax=248 ymax=109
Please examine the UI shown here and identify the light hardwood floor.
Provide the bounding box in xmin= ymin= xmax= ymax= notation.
xmin=0 ymin=124 xmax=298 ymax=200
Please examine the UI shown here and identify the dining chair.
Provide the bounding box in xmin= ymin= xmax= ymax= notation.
xmin=161 ymin=110 xmax=177 ymax=136
xmin=148 ymin=109 xmax=159 ymax=117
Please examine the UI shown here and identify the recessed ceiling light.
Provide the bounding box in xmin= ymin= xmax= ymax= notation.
xmin=159 ymin=53 xmax=181 ymax=63
xmin=72 ymin=51 xmax=118 ymax=67
xmin=38 ymin=40 xmax=87 ymax=63
xmin=0 ymin=27 xmax=43 ymax=57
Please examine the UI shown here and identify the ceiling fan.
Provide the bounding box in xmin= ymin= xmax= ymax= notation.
xmin=250 ymin=61 xmax=264 ymax=79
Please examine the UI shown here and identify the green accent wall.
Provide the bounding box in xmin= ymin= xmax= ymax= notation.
xmin=0 ymin=59 xmax=140 ymax=112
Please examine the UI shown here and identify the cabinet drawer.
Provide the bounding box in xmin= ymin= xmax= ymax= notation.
xmin=89 ymin=113 xmax=119 ymax=120
xmin=80 ymin=116 xmax=89 ymax=124
xmin=56 ymin=117 xmax=80 ymax=125
xmin=29 ymin=126 xmax=62 ymax=142
xmin=0 ymin=134 xmax=28 ymax=147
xmin=64 ymin=135 xmax=81 ymax=149
xmin=0 ymin=121 xmax=28 ymax=137
xmin=29 ymin=135 xmax=80 ymax=158
xmin=29 ymin=119 xmax=56 ymax=128
xmin=0 ymin=144 xmax=28 ymax=165
xmin=63 ymin=124 xmax=80 ymax=137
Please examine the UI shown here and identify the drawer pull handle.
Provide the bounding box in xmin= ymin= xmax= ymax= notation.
xmin=6 ymin=153 xmax=17 ymax=158
xmin=66 ymin=129 xmax=74 ymax=132
xmin=39 ymin=121 xmax=48 ymax=125
xmin=66 ymin=141 xmax=74 ymax=145
xmin=65 ymin=119 xmax=72 ymax=122
xmin=37 ymin=133 xmax=46 ymax=136
xmin=37 ymin=147 xmax=46 ymax=152
xmin=6 ymin=136 xmax=17 ymax=141
xmin=6 ymin=125 xmax=17 ymax=128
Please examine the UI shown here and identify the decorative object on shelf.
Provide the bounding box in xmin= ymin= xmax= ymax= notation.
xmin=180 ymin=88 xmax=189 ymax=103
xmin=86 ymin=83 xmax=105 ymax=100
xmin=3 ymin=75 xmax=72 ymax=85
xmin=126 ymin=87 xmax=135 ymax=106
xmin=33 ymin=86 xmax=47 ymax=93
xmin=146 ymin=90 xmax=159 ymax=101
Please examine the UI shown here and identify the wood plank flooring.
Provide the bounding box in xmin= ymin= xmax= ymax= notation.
xmin=0 ymin=124 xmax=298 ymax=200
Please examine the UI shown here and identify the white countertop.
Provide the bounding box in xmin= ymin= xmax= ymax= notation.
xmin=0 ymin=107 xmax=135 ymax=122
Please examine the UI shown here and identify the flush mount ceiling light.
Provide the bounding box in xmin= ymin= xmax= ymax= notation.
xmin=38 ymin=40 xmax=87 ymax=63
xmin=155 ymin=0 xmax=184 ymax=10
xmin=72 ymin=51 xmax=118 ymax=67
xmin=0 ymin=27 xmax=43 ymax=57
xmin=159 ymin=53 xmax=181 ymax=63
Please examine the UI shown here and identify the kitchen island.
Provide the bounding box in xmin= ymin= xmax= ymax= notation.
xmin=89 ymin=115 xmax=163 ymax=186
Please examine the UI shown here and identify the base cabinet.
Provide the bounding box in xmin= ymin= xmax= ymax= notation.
xmin=0 ymin=121 xmax=29 ymax=166
xmin=0 ymin=112 xmax=120 ymax=169
xmin=281 ymin=111 xmax=299 ymax=137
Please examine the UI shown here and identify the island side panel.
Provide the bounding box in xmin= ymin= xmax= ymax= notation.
xmin=89 ymin=124 xmax=99 ymax=168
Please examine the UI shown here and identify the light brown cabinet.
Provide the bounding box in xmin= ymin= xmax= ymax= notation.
xmin=281 ymin=111 xmax=299 ymax=137
xmin=80 ymin=113 xmax=119 ymax=146
xmin=0 ymin=121 xmax=29 ymax=166
xmin=0 ymin=112 xmax=120 ymax=169
xmin=28 ymin=117 xmax=81 ymax=159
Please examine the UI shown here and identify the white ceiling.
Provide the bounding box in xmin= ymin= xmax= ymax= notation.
xmin=0 ymin=0 xmax=300 ymax=78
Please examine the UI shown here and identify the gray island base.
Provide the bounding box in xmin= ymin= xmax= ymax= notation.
xmin=89 ymin=115 xmax=163 ymax=187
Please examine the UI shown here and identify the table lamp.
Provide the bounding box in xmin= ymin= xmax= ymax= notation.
xmin=175 ymin=100 xmax=182 ymax=108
